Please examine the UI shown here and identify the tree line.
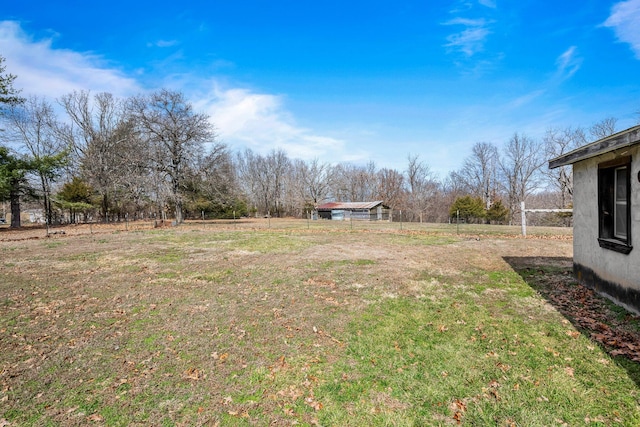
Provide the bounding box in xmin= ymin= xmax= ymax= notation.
xmin=0 ymin=56 xmax=621 ymax=227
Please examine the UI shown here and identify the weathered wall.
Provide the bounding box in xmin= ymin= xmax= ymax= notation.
xmin=573 ymin=145 xmax=640 ymax=313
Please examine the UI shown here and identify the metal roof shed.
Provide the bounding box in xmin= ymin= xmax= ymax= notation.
xmin=315 ymin=201 xmax=390 ymax=221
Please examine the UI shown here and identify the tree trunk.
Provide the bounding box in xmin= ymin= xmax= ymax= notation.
xmin=175 ymin=200 xmax=183 ymax=224
xmin=39 ymin=174 xmax=52 ymax=225
xmin=10 ymin=186 xmax=21 ymax=228
xmin=102 ymin=193 xmax=109 ymax=222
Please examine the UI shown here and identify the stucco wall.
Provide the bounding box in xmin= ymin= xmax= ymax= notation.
xmin=573 ymin=145 xmax=640 ymax=313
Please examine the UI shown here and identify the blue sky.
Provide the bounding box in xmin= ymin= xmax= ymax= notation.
xmin=2 ymin=0 xmax=640 ymax=177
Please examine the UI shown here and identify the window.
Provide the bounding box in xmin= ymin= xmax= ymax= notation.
xmin=614 ymin=167 xmax=628 ymax=239
xmin=598 ymin=156 xmax=632 ymax=254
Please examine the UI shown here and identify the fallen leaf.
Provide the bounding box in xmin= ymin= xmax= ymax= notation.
xmin=183 ymin=367 xmax=202 ymax=380
xmin=496 ymin=362 xmax=511 ymax=372
xmin=305 ymin=397 xmax=323 ymax=411
xmin=87 ymin=413 xmax=103 ymax=422
xmin=453 ymin=399 xmax=466 ymax=412
xmin=566 ymin=330 xmax=580 ymax=338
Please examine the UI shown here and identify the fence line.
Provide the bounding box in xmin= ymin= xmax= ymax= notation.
xmin=0 ymin=215 xmax=575 ymax=241
xmin=520 ymin=201 xmax=572 ymax=237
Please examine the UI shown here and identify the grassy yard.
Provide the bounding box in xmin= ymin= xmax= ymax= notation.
xmin=1 ymin=220 xmax=638 ymax=426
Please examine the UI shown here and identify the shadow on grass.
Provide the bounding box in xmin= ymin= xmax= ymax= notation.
xmin=504 ymin=256 xmax=640 ymax=387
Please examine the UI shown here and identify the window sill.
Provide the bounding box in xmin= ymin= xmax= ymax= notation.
xmin=598 ymin=238 xmax=633 ymax=254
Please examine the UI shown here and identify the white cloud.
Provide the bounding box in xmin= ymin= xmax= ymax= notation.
xmin=148 ymin=39 xmax=179 ymax=48
xmin=193 ymin=83 xmax=361 ymax=163
xmin=603 ymin=0 xmax=640 ymax=58
xmin=443 ymin=18 xmax=491 ymax=56
xmin=555 ymin=46 xmax=582 ymax=80
xmin=508 ymin=89 xmax=546 ymax=109
xmin=478 ymin=0 xmax=497 ymax=8
xmin=0 ymin=20 xmax=363 ymax=164
xmin=0 ymin=20 xmax=140 ymax=98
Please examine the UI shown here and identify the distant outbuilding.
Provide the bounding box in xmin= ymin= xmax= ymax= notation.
xmin=549 ymin=124 xmax=640 ymax=313
xmin=314 ymin=201 xmax=390 ymax=221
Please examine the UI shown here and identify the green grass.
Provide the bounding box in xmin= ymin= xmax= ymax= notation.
xmin=316 ymin=296 xmax=638 ymax=425
xmin=1 ymin=222 xmax=638 ymax=425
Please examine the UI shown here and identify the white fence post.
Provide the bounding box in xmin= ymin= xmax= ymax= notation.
xmin=521 ymin=201 xmax=527 ymax=237
xmin=520 ymin=203 xmax=573 ymax=236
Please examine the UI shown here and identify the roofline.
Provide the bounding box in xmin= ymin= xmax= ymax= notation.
xmin=315 ymin=201 xmax=386 ymax=210
xmin=548 ymin=124 xmax=640 ymax=169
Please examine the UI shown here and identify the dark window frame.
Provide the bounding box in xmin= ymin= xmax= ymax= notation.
xmin=598 ymin=156 xmax=633 ymax=254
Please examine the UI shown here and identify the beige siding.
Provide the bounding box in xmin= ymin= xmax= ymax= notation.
xmin=573 ymin=145 xmax=640 ymax=309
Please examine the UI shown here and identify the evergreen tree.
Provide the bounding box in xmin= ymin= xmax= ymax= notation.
xmin=486 ymin=199 xmax=509 ymax=224
xmin=0 ymin=147 xmax=35 ymax=228
xmin=0 ymin=55 xmax=24 ymax=118
xmin=449 ymin=195 xmax=485 ymax=223
xmin=57 ymin=177 xmax=95 ymax=223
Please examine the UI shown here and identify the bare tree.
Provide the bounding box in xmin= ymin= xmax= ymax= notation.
xmin=199 ymin=142 xmax=235 ymax=205
xmin=543 ymin=118 xmax=617 ymax=213
xmin=376 ymin=167 xmax=405 ymax=210
xmin=300 ymin=158 xmax=332 ymax=206
xmin=499 ymin=133 xmax=544 ymax=223
xmin=129 ymin=89 xmax=214 ymax=224
xmin=543 ymin=126 xmax=586 ymax=209
xmin=287 ymin=158 xmax=333 ymax=215
xmin=589 ymin=117 xmax=618 ymax=140
xmin=235 ymin=148 xmax=261 ymax=215
xmin=265 ymin=149 xmax=290 ymax=217
xmin=181 ymin=142 xmax=238 ymax=218
xmin=331 ymin=162 xmax=377 ymax=202
xmin=235 ymin=148 xmax=291 ymax=217
xmin=458 ymin=142 xmax=499 ymax=210
xmin=404 ymin=154 xmax=438 ymax=222
xmin=59 ymin=91 xmax=135 ymax=220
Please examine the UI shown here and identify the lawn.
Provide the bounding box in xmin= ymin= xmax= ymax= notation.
xmin=1 ymin=219 xmax=639 ymax=426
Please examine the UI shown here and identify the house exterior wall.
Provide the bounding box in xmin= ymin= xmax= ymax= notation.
xmin=573 ymin=145 xmax=640 ymax=313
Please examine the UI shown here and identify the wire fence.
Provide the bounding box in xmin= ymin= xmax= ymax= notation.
xmin=0 ymin=217 xmax=574 ymax=242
